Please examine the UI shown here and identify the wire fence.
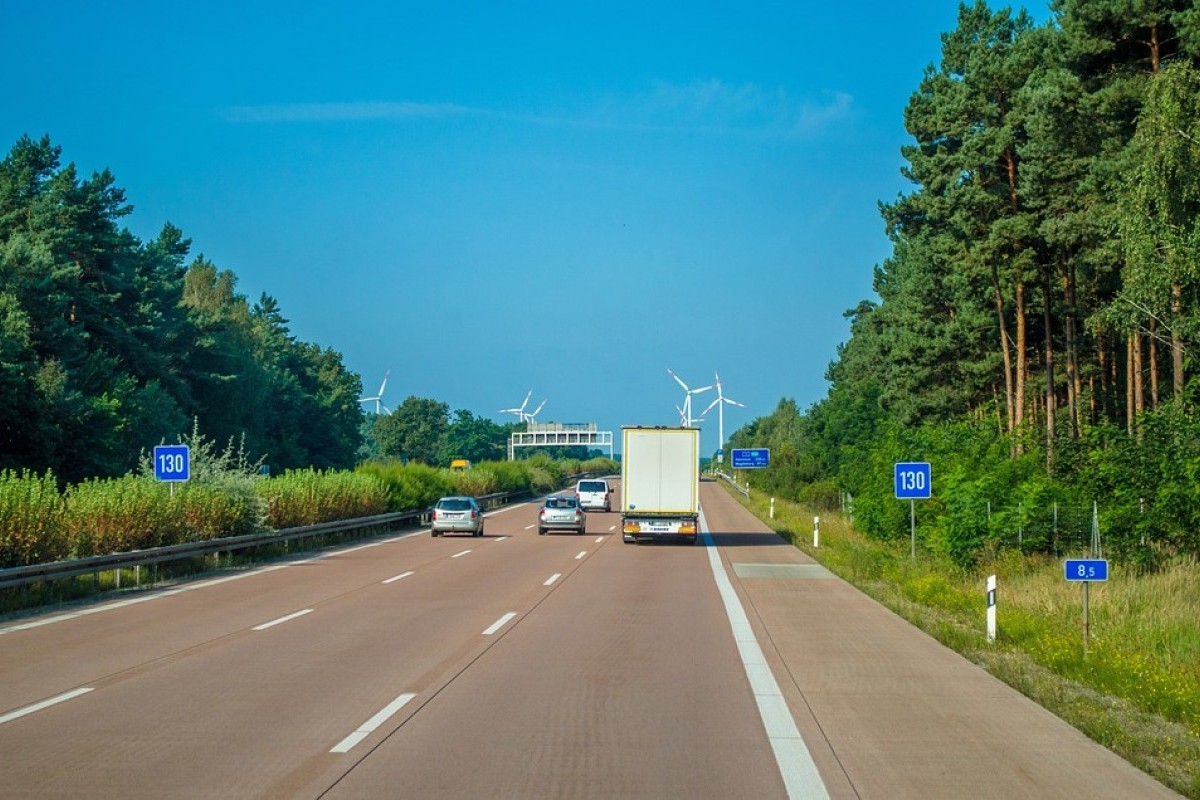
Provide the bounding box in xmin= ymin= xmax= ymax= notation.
xmin=968 ymin=501 xmax=1105 ymax=557
xmin=837 ymin=493 xmax=1113 ymax=558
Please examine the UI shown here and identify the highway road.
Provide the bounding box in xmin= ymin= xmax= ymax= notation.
xmin=0 ymin=481 xmax=1181 ymax=798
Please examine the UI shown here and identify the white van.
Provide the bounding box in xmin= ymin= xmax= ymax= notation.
xmin=575 ymin=479 xmax=612 ymax=512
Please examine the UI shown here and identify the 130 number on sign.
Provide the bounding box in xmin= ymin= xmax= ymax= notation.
xmin=153 ymin=445 xmax=190 ymax=482
xmin=894 ymin=462 xmax=931 ymax=500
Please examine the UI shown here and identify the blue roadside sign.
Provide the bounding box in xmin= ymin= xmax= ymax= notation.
xmin=731 ymin=448 xmax=769 ymax=469
xmin=894 ymin=462 xmax=931 ymax=500
xmin=1064 ymin=559 xmax=1108 ymax=582
xmin=153 ymin=444 xmax=190 ymax=482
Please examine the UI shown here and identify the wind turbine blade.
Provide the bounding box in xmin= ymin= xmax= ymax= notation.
xmin=378 ymin=370 xmax=390 ymax=396
xmin=520 ymin=388 xmax=533 ymax=412
xmin=531 ymin=400 xmax=546 ymax=416
xmin=701 ymin=396 xmax=720 ymax=416
xmin=726 ymin=397 xmax=746 ymax=408
xmin=667 ymin=368 xmax=689 ymax=392
xmin=691 ymin=384 xmax=713 ymax=395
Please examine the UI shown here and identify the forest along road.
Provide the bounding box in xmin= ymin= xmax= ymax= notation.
xmin=0 ymin=482 xmax=1181 ymax=799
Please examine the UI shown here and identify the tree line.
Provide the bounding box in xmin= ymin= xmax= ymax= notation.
xmin=0 ymin=135 xmax=366 ymax=481
xmin=0 ymin=135 xmax=569 ymax=483
xmin=730 ymin=1 xmax=1200 ymax=564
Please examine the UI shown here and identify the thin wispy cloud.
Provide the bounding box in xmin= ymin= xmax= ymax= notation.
xmin=224 ymin=81 xmax=853 ymax=137
xmin=588 ymin=80 xmax=854 ymax=137
xmin=224 ymin=101 xmax=480 ymax=123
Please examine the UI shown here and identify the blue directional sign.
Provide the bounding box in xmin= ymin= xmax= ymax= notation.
xmin=153 ymin=445 xmax=190 ymax=482
xmin=894 ymin=462 xmax=931 ymax=500
xmin=731 ymin=448 xmax=770 ymax=469
xmin=1064 ymin=559 xmax=1108 ymax=582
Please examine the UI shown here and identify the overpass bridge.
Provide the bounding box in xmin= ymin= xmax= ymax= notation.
xmin=508 ymin=422 xmax=614 ymax=460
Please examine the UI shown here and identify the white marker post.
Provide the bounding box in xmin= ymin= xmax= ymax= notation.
xmin=770 ymin=497 xmax=775 ymax=519
xmin=986 ymin=575 xmax=997 ymax=642
xmin=813 ymin=516 xmax=820 ymax=548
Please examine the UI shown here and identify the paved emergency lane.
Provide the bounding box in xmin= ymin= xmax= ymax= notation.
xmin=698 ymin=481 xmax=1182 ymax=799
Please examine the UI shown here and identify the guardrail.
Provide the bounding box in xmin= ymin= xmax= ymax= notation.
xmin=716 ymin=472 xmax=750 ymax=497
xmin=0 ymin=489 xmax=521 ymax=593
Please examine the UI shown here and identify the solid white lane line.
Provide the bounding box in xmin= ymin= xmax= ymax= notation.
xmin=0 ymin=529 xmax=438 ymax=636
xmin=575 ymin=551 xmax=587 ymax=560
xmin=382 ymin=571 xmax=414 ymax=584
xmin=0 ymin=688 xmax=94 ymax=726
xmin=330 ymin=693 xmax=416 ymax=753
xmin=699 ymin=509 xmax=829 ymax=800
xmin=253 ymin=609 xmax=313 ymax=631
xmin=482 ymin=612 xmax=517 ymax=635
xmin=0 ymin=565 xmax=293 ymax=636
xmin=544 ymin=573 xmax=562 ymax=586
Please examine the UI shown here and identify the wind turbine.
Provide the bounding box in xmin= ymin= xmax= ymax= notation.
xmin=358 ymin=370 xmax=391 ymax=415
xmin=500 ymin=388 xmax=533 ymax=424
xmin=700 ymin=371 xmax=745 ymax=459
xmin=667 ymin=368 xmax=713 ymax=427
xmin=523 ymin=399 xmax=546 ymax=426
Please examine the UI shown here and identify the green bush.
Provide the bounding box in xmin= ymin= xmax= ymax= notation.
xmin=483 ymin=459 xmax=533 ymax=493
xmin=65 ymin=475 xmax=265 ymax=556
xmin=797 ymin=479 xmax=841 ymax=511
xmin=357 ymin=461 xmax=455 ymax=510
xmin=258 ymin=468 xmax=390 ymax=529
xmin=581 ymin=457 xmax=619 ymax=474
xmin=0 ymin=470 xmax=69 ymax=567
xmin=450 ymin=467 xmax=498 ymax=497
xmin=66 ymin=475 xmax=177 ymax=555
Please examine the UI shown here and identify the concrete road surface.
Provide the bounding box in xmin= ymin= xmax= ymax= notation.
xmin=0 ymin=481 xmax=1180 ymax=799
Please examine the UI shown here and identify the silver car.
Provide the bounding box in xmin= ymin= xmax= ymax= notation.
xmin=537 ymin=495 xmax=586 ymax=535
xmin=431 ymin=496 xmax=484 ymax=537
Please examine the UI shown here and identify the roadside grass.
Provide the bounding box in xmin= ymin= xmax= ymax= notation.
xmin=726 ymin=484 xmax=1200 ymax=799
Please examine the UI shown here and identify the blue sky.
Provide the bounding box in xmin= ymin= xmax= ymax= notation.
xmin=2 ymin=1 xmax=1051 ymax=458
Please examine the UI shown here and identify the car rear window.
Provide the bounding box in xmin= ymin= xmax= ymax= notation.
xmin=437 ymin=499 xmax=472 ymax=511
xmin=547 ymin=497 xmax=577 ymax=509
xmin=578 ymin=481 xmax=606 ymax=492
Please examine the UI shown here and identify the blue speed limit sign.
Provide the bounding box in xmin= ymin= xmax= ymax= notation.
xmin=153 ymin=445 xmax=190 ymax=482
xmin=894 ymin=462 xmax=931 ymax=500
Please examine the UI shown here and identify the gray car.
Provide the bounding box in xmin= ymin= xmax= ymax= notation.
xmin=537 ymin=494 xmax=586 ymax=535
xmin=431 ymin=496 xmax=484 ymax=537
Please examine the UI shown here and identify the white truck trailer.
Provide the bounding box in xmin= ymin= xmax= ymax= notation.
xmin=620 ymin=426 xmax=700 ymax=544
